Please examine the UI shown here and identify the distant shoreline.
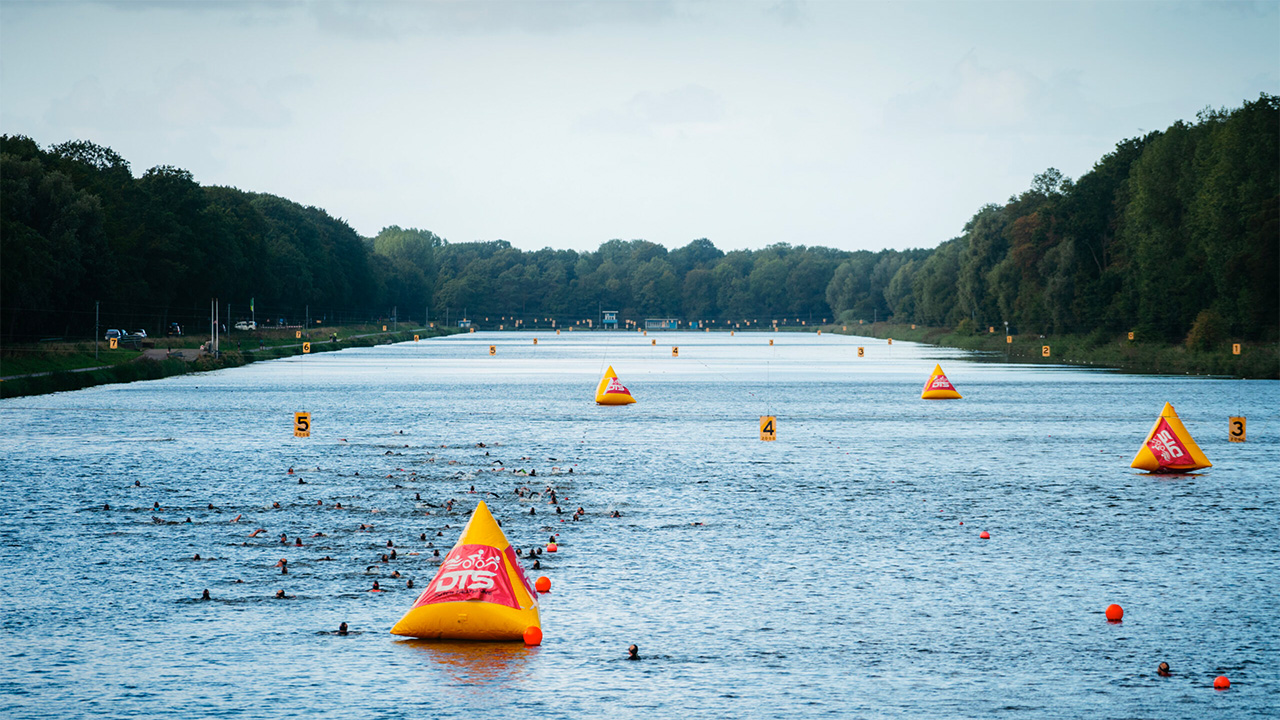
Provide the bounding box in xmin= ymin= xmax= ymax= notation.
xmin=0 ymin=326 xmax=458 ymax=399
xmin=828 ymin=322 xmax=1278 ymax=380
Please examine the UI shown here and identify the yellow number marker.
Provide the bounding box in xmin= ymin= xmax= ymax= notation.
xmin=1232 ymin=343 xmax=1241 ymax=355
xmin=1128 ymin=331 xmax=1135 ymax=341
xmin=759 ymin=416 xmax=777 ymax=442
xmin=1006 ymin=335 xmax=1013 ymax=344
xmin=672 ymin=346 xmax=679 ymax=357
xmin=489 ymin=345 xmax=496 ymax=356
xmin=109 ymin=338 xmax=118 ymax=349
xmin=857 ymin=347 xmax=864 ymax=357
xmin=294 ymin=412 xmax=311 ymax=438
xmin=295 ymin=330 xmax=302 ymax=339
xmin=887 ymin=338 xmax=893 ymax=345
xmin=769 ymin=339 xmax=774 ymax=346
xmin=414 ymin=335 xmax=420 ymax=342
xmin=533 ymin=338 xmax=538 ymax=345
xmin=1229 ymin=416 xmax=1246 ymax=443
xmin=1042 ymin=345 xmax=1051 ymax=357
xmin=302 ymin=342 xmax=311 ymax=353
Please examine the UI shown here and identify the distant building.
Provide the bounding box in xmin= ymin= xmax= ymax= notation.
xmin=458 ymin=319 xmax=472 ymax=328
xmin=602 ymin=310 xmax=619 ymax=329
xmin=645 ymin=318 xmax=679 ymax=330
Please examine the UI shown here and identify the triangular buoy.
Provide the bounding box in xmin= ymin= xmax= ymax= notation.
xmin=595 ymin=365 xmax=636 ymax=405
xmin=1131 ymin=402 xmax=1211 ymax=473
xmin=390 ymin=501 xmax=540 ymax=640
xmin=921 ymin=364 xmax=962 ymax=399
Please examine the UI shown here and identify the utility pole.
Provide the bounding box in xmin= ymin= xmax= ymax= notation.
xmin=95 ymin=301 xmax=100 ymax=360
xmin=393 ymin=305 xmax=397 ymax=332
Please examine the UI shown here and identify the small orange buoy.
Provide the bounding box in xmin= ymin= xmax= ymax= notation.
xmin=1105 ymin=603 xmax=1124 ymax=622
xmin=546 ymin=543 xmax=558 ymax=553
xmin=523 ymin=626 xmax=543 ymax=646
xmin=1213 ymin=675 xmax=1230 ymax=690
xmin=979 ymin=531 xmax=989 ymax=539
xmin=535 ymin=576 xmax=551 ymax=593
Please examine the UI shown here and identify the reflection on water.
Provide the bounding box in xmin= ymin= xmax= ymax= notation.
xmin=397 ymin=640 xmax=536 ymax=688
xmin=0 ymin=331 xmax=1276 ymax=719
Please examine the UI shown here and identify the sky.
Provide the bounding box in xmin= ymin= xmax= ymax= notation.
xmin=1 ymin=1 xmax=1276 ymax=254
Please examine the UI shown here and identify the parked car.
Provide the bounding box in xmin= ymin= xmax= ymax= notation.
xmin=167 ymin=323 xmax=182 ymax=336
xmin=234 ymin=321 xmax=258 ymax=331
xmin=105 ymin=329 xmax=123 ymax=341
xmin=133 ymin=329 xmax=148 ymax=338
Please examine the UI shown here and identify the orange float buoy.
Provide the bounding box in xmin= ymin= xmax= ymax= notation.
xmin=523 ymin=626 xmax=543 ymax=646
xmin=546 ymin=543 xmax=558 ymax=553
xmin=1105 ymin=603 xmax=1124 ymax=622
xmin=535 ymin=576 xmax=551 ymax=593
xmin=979 ymin=531 xmax=989 ymax=539
xmin=1213 ymin=675 xmax=1230 ymax=690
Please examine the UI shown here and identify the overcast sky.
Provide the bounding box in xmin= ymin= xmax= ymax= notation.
xmin=2 ymin=1 xmax=1276 ymax=253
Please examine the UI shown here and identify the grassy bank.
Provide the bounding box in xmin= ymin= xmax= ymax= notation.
xmin=0 ymin=327 xmax=457 ymax=399
xmin=824 ymin=322 xmax=1278 ymax=379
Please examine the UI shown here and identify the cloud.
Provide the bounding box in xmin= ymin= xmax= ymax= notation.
xmin=576 ymin=84 xmax=726 ymax=135
xmin=44 ymin=63 xmax=298 ymax=132
xmin=884 ymin=53 xmax=1088 ymax=135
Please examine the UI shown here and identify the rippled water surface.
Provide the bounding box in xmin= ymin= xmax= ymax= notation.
xmin=2 ymin=331 xmax=1277 ymax=719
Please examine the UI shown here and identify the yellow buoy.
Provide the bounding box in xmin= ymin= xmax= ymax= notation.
xmin=1131 ymin=403 xmax=1211 ymax=473
xmin=389 ymin=501 xmax=541 ymax=640
xmin=595 ymin=365 xmax=636 ymax=405
xmin=920 ymin=364 xmax=962 ymax=399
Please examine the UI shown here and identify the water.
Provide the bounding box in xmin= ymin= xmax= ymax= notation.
xmin=1 ymin=331 xmax=1276 ymax=719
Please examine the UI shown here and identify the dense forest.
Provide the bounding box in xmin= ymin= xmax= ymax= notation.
xmin=2 ymin=94 xmax=1276 ymax=346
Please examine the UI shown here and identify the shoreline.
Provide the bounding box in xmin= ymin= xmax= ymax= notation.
xmin=826 ymin=322 xmax=1278 ymax=379
xmin=0 ymin=327 xmax=459 ymax=399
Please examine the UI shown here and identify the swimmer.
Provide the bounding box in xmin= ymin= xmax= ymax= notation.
xmin=153 ymin=501 xmax=161 ymax=510
xmin=532 ymin=559 xmax=541 ymax=570
xmin=193 ymin=553 xmax=201 ymax=560
xmin=419 ymin=533 xmax=426 ymax=541
xmin=391 ymin=571 xmax=401 ymax=579
xmin=628 ymin=644 xmax=640 ymax=660
xmin=415 ymin=493 xmax=421 ymax=501
xmin=433 ymin=549 xmax=440 ymax=557
xmin=387 ymin=540 xmax=394 ymax=548
xmin=470 ymin=485 xmax=475 ymax=493
xmin=295 ymin=538 xmax=303 ymax=547
xmin=231 ymin=514 xmax=241 ymax=523
xmin=298 ymin=478 xmax=306 ymax=485
xmin=381 ymin=554 xmax=389 ymax=563
xmin=577 ymin=507 xmax=585 ymax=516
xmin=312 ymin=532 xmax=326 ymax=538
xmin=201 ymin=589 xmax=211 ymax=600
xmin=406 ymin=579 xmax=414 ymax=589
xmin=275 ymin=589 xmax=287 ymax=599
xmin=103 ymin=503 xmax=110 ymax=510
xmin=316 ymin=500 xmax=322 ymax=506
xmin=338 ymin=622 xmax=349 ymax=635
xmin=370 ymin=581 xmax=382 ymax=592
xmin=530 ymin=507 xmax=536 ymax=516
xmin=272 ymin=502 xmax=281 ymax=509
xmin=319 ymin=556 xmax=333 ymax=561
xmin=276 ymin=558 xmax=288 ymax=568
xmin=185 ymin=517 xmax=192 ymax=523
xmin=1158 ymin=662 xmax=1171 ymax=677
xmin=248 ymin=528 xmax=264 ymax=538
xmin=281 ymin=565 xmax=288 ymax=575
xmin=288 ymin=467 xmax=294 ymax=474
xmin=390 ymin=550 xmax=397 ymax=559
xmin=207 ymin=503 xmax=215 ymax=510
xmin=134 ymin=480 xmax=141 ymax=487
xmin=280 ymin=534 xmax=288 ymax=544
xmin=335 ymin=503 xmax=343 ymax=509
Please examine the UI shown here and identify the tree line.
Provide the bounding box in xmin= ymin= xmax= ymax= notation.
xmin=2 ymin=93 xmax=1275 ymax=345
